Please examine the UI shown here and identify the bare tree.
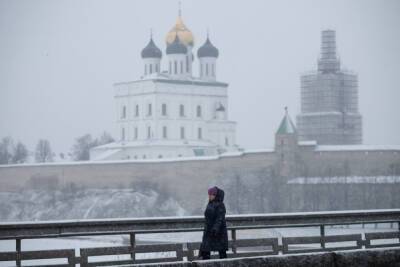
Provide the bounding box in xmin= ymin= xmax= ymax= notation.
xmin=12 ymin=142 xmax=28 ymax=163
xmin=35 ymin=139 xmax=53 ymax=163
xmin=0 ymin=137 xmax=14 ymax=164
xmin=71 ymin=134 xmax=97 ymax=161
xmin=98 ymin=131 xmax=115 ymax=145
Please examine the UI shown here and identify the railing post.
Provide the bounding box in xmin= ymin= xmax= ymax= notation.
xmin=231 ymin=229 xmax=237 ymax=255
xmin=130 ymin=233 xmax=136 ymax=262
xmin=320 ymin=225 xmax=325 ymax=249
xmin=16 ymin=239 xmax=21 ymax=267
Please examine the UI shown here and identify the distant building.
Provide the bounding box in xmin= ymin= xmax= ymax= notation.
xmin=90 ymin=13 xmax=238 ymax=160
xmin=296 ymin=30 xmax=362 ymax=145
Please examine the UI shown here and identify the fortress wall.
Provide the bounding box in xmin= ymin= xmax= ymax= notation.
xmin=1 ymin=148 xmax=399 ymax=213
xmin=0 ymin=152 xmax=277 ymax=212
xmin=297 ymin=149 xmax=400 ymax=176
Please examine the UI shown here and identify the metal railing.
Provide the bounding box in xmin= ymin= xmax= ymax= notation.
xmin=0 ymin=209 xmax=399 ymax=266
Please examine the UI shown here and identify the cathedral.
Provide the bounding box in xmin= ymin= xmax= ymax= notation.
xmin=90 ymin=13 xmax=238 ymax=160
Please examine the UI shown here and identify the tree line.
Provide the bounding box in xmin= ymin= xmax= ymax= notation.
xmin=0 ymin=132 xmax=114 ymax=165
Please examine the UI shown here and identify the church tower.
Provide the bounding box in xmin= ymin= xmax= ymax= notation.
xmin=141 ymin=33 xmax=162 ymax=77
xmin=197 ymin=34 xmax=219 ymax=81
xmin=165 ymin=10 xmax=194 ymax=79
xmin=275 ymin=107 xmax=298 ymax=177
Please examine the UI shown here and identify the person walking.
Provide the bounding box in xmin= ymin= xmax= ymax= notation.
xmin=199 ymin=186 xmax=228 ymax=260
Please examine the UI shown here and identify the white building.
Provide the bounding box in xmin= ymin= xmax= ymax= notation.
xmin=90 ymin=14 xmax=238 ymax=160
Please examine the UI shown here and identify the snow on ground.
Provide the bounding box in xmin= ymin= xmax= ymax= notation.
xmin=0 ymin=189 xmax=186 ymax=222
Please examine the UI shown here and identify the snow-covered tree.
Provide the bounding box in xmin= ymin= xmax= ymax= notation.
xmin=0 ymin=137 xmax=14 ymax=164
xmin=12 ymin=142 xmax=28 ymax=164
xmin=71 ymin=134 xmax=96 ymax=161
xmin=35 ymin=139 xmax=53 ymax=163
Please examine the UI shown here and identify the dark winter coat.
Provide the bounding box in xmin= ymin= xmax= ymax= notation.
xmin=200 ymin=188 xmax=228 ymax=252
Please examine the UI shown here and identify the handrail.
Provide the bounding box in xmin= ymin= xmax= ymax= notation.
xmin=1 ymin=209 xmax=399 ymax=240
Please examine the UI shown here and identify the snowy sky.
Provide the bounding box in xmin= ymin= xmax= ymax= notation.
xmin=1 ymin=0 xmax=399 ymax=155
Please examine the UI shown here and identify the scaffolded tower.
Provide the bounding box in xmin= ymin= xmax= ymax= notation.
xmin=296 ymin=30 xmax=362 ymax=145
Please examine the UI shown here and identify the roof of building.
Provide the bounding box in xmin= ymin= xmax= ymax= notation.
xmin=166 ymin=34 xmax=188 ymax=55
xmin=141 ymin=38 xmax=162 ymax=59
xmin=165 ymin=16 xmax=194 ymax=46
xmin=216 ymin=103 xmax=225 ymax=111
xmin=197 ymin=37 xmax=219 ymax=58
xmin=276 ymin=108 xmax=297 ymax=134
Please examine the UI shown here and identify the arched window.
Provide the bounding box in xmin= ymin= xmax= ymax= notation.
xmin=163 ymin=126 xmax=167 ymax=139
xmin=135 ymin=104 xmax=139 ymax=117
xmin=200 ymin=64 xmax=203 ymax=77
xmin=180 ymin=61 xmax=183 ymax=74
xmin=155 ymin=63 xmax=159 ymax=73
xmin=198 ymin=128 xmax=202 ymax=139
xmin=149 ymin=64 xmax=153 ymax=74
xmin=179 ymin=104 xmax=185 ymax=117
xmin=134 ymin=127 xmax=138 ymax=140
xmin=162 ymin=103 xmax=167 ymax=116
xmin=196 ymin=105 xmax=202 ymax=117
xmin=147 ymin=103 xmax=152 ymax=116
xmin=144 ymin=65 xmax=147 ymax=75
xmin=121 ymin=127 xmax=125 ymax=141
xmin=147 ymin=126 xmax=151 ymax=139
xmin=169 ymin=61 xmax=172 ymax=74
xmin=206 ymin=64 xmax=209 ymax=76
xmin=180 ymin=127 xmax=185 ymax=139
xmin=121 ymin=106 xmax=126 ymax=119
xmin=174 ymin=61 xmax=177 ymax=74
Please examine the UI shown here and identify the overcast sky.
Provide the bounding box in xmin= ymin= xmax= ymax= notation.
xmin=1 ymin=0 xmax=399 ymax=155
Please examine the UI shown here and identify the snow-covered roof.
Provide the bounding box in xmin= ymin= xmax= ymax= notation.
xmin=288 ymin=176 xmax=400 ymax=184
xmin=0 ymin=149 xmax=275 ymax=168
xmin=90 ymin=148 xmax=122 ymax=161
xmin=298 ymin=140 xmax=317 ymax=146
xmin=92 ymin=140 xmax=218 ymax=150
xmin=316 ymin=144 xmax=400 ymax=152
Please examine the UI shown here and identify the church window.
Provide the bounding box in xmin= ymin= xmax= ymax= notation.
xmin=225 ymin=137 xmax=229 ymax=146
xmin=135 ymin=104 xmax=139 ymax=117
xmin=147 ymin=126 xmax=151 ymax=139
xmin=174 ymin=61 xmax=177 ymax=74
xmin=198 ymin=128 xmax=202 ymax=139
xmin=121 ymin=128 xmax=125 ymax=141
xmin=206 ymin=64 xmax=209 ymax=76
xmin=200 ymin=64 xmax=203 ymax=77
xmin=147 ymin=103 xmax=152 ymax=116
xmin=163 ymin=126 xmax=167 ymax=139
xmin=155 ymin=63 xmax=159 ymax=73
xmin=144 ymin=65 xmax=147 ymax=75
xmin=196 ymin=105 xmax=202 ymax=117
xmin=169 ymin=61 xmax=172 ymax=74
xmin=134 ymin=127 xmax=138 ymax=140
xmin=149 ymin=64 xmax=153 ymax=74
xmin=180 ymin=127 xmax=185 ymax=139
xmin=180 ymin=61 xmax=183 ymax=74
xmin=179 ymin=104 xmax=185 ymax=117
xmin=162 ymin=103 xmax=167 ymax=116
xmin=186 ymin=55 xmax=189 ymax=72
xmin=121 ymin=106 xmax=126 ymax=119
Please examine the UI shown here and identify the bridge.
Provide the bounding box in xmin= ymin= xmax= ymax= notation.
xmin=1 ymin=209 xmax=400 ymax=266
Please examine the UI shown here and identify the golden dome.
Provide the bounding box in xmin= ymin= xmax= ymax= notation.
xmin=165 ymin=16 xmax=194 ymax=47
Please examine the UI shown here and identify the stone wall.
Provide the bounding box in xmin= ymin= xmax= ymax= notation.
xmin=1 ymin=147 xmax=399 ymax=214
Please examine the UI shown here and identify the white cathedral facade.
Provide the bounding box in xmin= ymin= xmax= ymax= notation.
xmin=90 ymin=15 xmax=238 ymax=160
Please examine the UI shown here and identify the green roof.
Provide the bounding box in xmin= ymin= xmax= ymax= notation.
xmin=276 ymin=108 xmax=297 ymax=134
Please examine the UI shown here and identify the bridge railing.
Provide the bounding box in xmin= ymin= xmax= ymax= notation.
xmin=0 ymin=209 xmax=400 ymax=266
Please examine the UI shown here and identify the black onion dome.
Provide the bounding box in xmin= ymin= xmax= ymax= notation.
xmin=141 ymin=38 xmax=162 ymax=59
xmin=197 ymin=37 xmax=219 ymax=58
xmin=166 ymin=34 xmax=187 ymax=55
